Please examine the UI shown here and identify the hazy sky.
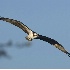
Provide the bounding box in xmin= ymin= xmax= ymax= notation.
xmin=0 ymin=0 xmax=70 ymax=69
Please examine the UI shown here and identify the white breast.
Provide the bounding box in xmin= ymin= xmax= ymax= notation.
xmin=28 ymin=30 xmax=38 ymax=39
xmin=28 ymin=30 xmax=34 ymax=38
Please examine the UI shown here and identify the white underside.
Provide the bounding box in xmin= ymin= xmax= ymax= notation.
xmin=28 ymin=30 xmax=38 ymax=39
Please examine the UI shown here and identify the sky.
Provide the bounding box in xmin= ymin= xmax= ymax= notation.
xmin=0 ymin=0 xmax=70 ymax=69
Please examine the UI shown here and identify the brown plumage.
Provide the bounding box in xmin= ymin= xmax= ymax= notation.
xmin=0 ymin=17 xmax=31 ymax=34
xmin=0 ymin=16 xmax=70 ymax=57
xmin=35 ymin=35 xmax=70 ymax=57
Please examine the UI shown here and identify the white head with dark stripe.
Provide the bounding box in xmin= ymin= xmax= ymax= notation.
xmin=25 ymin=30 xmax=38 ymax=41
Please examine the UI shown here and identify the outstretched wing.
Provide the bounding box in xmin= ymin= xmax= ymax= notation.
xmin=0 ymin=16 xmax=31 ymax=34
xmin=35 ymin=35 xmax=70 ymax=57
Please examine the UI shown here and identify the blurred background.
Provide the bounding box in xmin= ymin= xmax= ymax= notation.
xmin=0 ymin=0 xmax=70 ymax=69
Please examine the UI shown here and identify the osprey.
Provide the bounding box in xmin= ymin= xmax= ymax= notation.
xmin=0 ymin=16 xmax=70 ymax=57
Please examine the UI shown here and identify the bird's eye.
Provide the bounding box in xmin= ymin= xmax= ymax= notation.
xmin=34 ymin=33 xmax=37 ymax=36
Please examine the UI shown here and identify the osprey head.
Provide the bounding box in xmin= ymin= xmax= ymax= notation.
xmin=25 ymin=31 xmax=38 ymax=41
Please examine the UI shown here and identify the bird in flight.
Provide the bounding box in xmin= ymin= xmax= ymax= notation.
xmin=0 ymin=16 xmax=70 ymax=57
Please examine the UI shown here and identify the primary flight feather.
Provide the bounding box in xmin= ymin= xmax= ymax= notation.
xmin=0 ymin=16 xmax=70 ymax=57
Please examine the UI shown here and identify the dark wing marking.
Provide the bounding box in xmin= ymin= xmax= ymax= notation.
xmin=35 ymin=35 xmax=70 ymax=57
xmin=0 ymin=16 xmax=31 ymax=34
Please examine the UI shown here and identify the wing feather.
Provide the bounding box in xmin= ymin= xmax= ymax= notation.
xmin=0 ymin=16 xmax=31 ymax=34
xmin=35 ymin=35 xmax=70 ymax=57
